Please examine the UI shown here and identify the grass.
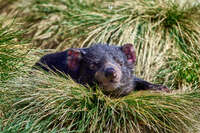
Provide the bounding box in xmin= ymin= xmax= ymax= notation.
xmin=3 ymin=0 xmax=199 ymax=87
xmin=1 ymin=69 xmax=200 ymax=133
xmin=0 ymin=17 xmax=27 ymax=82
xmin=0 ymin=0 xmax=200 ymax=132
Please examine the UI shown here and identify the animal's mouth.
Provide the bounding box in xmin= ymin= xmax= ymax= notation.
xmin=96 ymin=75 xmax=120 ymax=85
xmin=94 ymin=66 xmax=122 ymax=91
xmin=96 ymin=79 xmax=121 ymax=92
xmin=109 ymin=79 xmax=119 ymax=83
xmin=98 ymin=79 xmax=119 ymax=85
xmin=110 ymin=79 xmax=115 ymax=83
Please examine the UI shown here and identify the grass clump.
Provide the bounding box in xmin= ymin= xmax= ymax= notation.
xmin=0 ymin=17 xmax=29 ymax=126
xmin=156 ymin=43 xmax=200 ymax=90
xmin=1 ymin=69 xmax=200 ymax=133
xmin=1 ymin=0 xmax=200 ymax=47
xmin=0 ymin=17 xmax=27 ymax=82
xmin=3 ymin=0 xmax=199 ymax=88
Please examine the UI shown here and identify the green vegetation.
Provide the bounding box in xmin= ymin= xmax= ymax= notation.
xmin=0 ymin=0 xmax=200 ymax=132
xmin=0 ymin=18 xmax=27 ymax=82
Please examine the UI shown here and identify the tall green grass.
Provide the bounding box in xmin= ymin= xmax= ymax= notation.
xmin=3 ymin=0 xmax=199 ymax=88
xmin=0 ymin=18 xmax=27 ymax=82
xmin=0 ymin=17 xmax=29 ymax=126
xmin=1 ymin=69 xmax=200 ymax=133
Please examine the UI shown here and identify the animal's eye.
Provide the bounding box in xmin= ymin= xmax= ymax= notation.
xmin=113 ymin=56 xmax=123 ymax=66
xmin=116 ymin=60 xmax=123 ymax=66
xmin=89 ymin=63 xmax=97 ymax=70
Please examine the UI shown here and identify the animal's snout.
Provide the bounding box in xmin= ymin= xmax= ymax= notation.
xmin=105 ymin=67 xmax=117 ymax=79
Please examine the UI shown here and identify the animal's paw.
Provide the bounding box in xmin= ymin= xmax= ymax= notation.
xmin=156 ymin=85 xmax=170 ymax=93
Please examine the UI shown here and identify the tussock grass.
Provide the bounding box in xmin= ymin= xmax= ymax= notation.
xmin=1 ymin=0 xmax=199 ymax=88
xmin=2 ymin=0 xmax=200 ymax=49
xmin=1 ymin=68 xmax=200 ymax=133
xmin=0 ymin=17 xmax=28 ymax=82
xmin=0 ymin=0 xmax=200 ymax=132
xmin=156 ymin=40 xmax=200 ymax=90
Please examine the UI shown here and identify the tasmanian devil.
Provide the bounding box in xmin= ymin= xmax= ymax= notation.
xmin=33 ymin=43 xmax=169 ymax=97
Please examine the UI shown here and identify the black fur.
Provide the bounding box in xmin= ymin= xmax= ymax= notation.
xmin=33 ymin=43 xmax=169 ymax=97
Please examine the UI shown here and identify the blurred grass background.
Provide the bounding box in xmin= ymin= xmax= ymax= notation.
xmin=0 ymin=0 xmax=200 ymax=132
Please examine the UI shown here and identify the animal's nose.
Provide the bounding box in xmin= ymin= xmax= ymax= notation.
xmin=105 ymin=67 xmax=117 ymax=79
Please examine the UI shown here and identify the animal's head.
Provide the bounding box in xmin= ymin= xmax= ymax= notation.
xmin=67 ymin=43 xmax=136 ymax=96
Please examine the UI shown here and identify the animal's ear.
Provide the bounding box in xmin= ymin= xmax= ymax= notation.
xmin=121 ymin=43 xmax=136 ymax=64
xmin=67 ymin=48 xmax=86 ymax=71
